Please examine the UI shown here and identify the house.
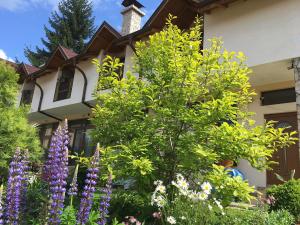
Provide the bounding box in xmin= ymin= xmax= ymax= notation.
xmin=15 ymin=0 xmax=300 ymax=188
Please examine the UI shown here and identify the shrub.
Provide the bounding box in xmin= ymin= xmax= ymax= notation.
xmin=0 ymin=61 xmax=41 ymax=174
xmin=92 ymin=15 xmax=296 ymax=201
xmin=110 ymin=189 xmax=154 ymax=223
xmin=266 ymin=179 xmax=300 ymax=221
xmin=267 ymin=210 xmax=295 ymax=225
xmin=219 ymin=208 xmax=294 ymax=225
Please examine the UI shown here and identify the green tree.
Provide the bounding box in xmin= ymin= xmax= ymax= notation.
xmin=0 ymin=61 xmax=41 ymax=173
xmin=91 ymin=17 xmax=295 ymax=200
xmin=25 ymin=0 xmax=96 ymax=66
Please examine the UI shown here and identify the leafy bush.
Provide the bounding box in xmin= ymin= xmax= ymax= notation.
xmin=266 ymin=179 xmax=300 ymax=221
xmin=92 ymin=15 xmax=296 ymax=201
xmin=267 ymin=210 xmax=295 ymax=225
xmin=151 ymin=174 xmax=224 ymax=225
xmin=110 ymin=189 xmax=154 ymax=223
xmin=0 ymin=61 xmax=41 ymax=173
xmin=219 ymin=208 xmax=294 ymax=225
xmin=21 ymin=176 xmax=49 ymax=224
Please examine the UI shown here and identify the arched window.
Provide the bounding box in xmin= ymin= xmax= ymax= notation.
xmin=54 ymin=67 xmax=75 ymax=101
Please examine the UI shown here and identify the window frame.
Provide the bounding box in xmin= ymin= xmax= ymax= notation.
xmin=20 ymin=89 xmax=34 ymax=105
xmin=261 ymin=88 xmax=296 ymax=106
xmin=53 ymin=67 xmax=75 ymax=102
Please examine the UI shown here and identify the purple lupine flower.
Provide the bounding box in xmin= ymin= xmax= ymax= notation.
xmin=68 ymin=164 xmax=79 ymax=197
xmin=5 ymin=148 xmax=28 ymax=225
xmin=77 ymin=148 xmax=100 ymax=225
xmin=0 ymin=184 xmax=4 ymax=225
xmin=98 ymin=173 xmax=112 ymax=225
xmin=20 ymin=150 xmax=29 ymax=209
xmin=46 ymin=120 xmax=69 ymax=225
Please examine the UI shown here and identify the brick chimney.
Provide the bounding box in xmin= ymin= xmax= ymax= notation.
xmin=121 ymin=0 xmax=145 ymax=35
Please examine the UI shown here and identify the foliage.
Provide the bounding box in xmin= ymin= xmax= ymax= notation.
xmin=110 ymin=189 xmax=154 ymax=223
xmin=61 ymin=205 xmax=77 ymax=225
xmin=0 ymin=61 xmax=41 ymax=174
xmin=266 ymin=179 xmax=300 ymax=221
xmin=207 ymin=165 xmax=255 ymax=206
xmin=151 ymin=174 xmax=224 ymax=225
xmin=21 ymin=176 xmax=49 ymax=225
xmin=24 ymin=0 xmax=96 ymax=66
xmin=218 ymin=208 xmax=294 ymax=225
xmin=91 ymin=16 xmax=296 ymax=199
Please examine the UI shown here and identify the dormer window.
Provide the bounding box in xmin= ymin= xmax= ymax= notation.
xmin=54 ymin=67 xmax=75 ymax=101
xmin=20 ymin=89 xmax=34 ymax=105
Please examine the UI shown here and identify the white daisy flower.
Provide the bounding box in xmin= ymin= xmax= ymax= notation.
xmin=198 ymin=191 xmax=208 ymax=201
xmin=201 ymin=182 xmax=212 ymax=194
xmin=167 ymin=216 xmax=176 ymax=224
xmin=156 ymin=184 xmax=166 ymax=193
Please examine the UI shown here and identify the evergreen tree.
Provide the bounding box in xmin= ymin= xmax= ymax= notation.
xmin=25 ymin=0 xmax=96 ymax=66
xmin=0 ymin=61 xmax=41 ymax=175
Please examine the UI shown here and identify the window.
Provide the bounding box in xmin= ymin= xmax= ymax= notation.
xmin=39 ymin=120 xmax=95 ymax=160
xmin=68 ymin=119 xmax=96 ymax=157
xmin=54 ymin=67 xmax=75 ymax=101
xmin=261 ymin=88 xmax=296 ymax=106
xmin=20 ymin=89 xmax=33 ymax=105
xmin=117 ymin=57 xmax=125 ymax=80
xmin=39 ymin=123 xmax=58 ymax=151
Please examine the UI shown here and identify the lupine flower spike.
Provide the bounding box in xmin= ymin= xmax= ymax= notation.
xmin=47 ymin=119 xmax=70 ymax=225
xmin=68 ymin=164 xmax=79 ymax=206
xmin=77 ymin=145 xmax=100 ymax=225
xmin=21 ymin=150 xmax=29 ymax=209
xmin=5 ymin=148 xmax=28 ymax=225
xmin=0 ymin=184 xmax=4 ymax=225
xmin=98 ymin=173 xmax=113 ymax=225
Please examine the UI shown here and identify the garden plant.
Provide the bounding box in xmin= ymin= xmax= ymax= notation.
xmin=0 ymin=16 xmax=298 ymax=224
xmin=91 ymin=15 xmax=296 ymax=219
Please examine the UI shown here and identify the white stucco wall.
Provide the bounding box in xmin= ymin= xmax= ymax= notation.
xmin=30 ymin=52 xmax=103 ymax=113
xmin=204 ymin=0 xmax=300 ymax=67
xmin=31 ymin=68 xmax=83 ymax=112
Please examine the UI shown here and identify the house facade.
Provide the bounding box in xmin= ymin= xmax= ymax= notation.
xmin=14 ymin=0 xmax=300 ymax=188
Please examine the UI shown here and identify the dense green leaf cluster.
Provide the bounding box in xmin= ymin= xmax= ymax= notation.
xmin=219 ymin=208 xmax=294 ymax=225
xmin=91 ymin=16 xmax=295 ymax=199
xmin=0 ymin=61 xmax=41 ymax=173
xmin=267 ymin=179 xmax=300 ymax=221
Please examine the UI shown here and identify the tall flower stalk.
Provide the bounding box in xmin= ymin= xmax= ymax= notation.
xmin=0 ymin=184 xmax=4 ymax=225
xmin=5 ymin=148 xmax=28 ymax=225
xmin=68 ymin=164 xmax=79 ymax=206
xmin=46 ymin=120 xmax=69 ymax=225
xmin=77 ymin=146 xmax=100 ymax=225
xmin=98 ymin=173 xmax=112 ymax=225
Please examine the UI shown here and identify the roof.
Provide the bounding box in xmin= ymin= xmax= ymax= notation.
xmin=59 ymin=46 xmax=78 ymax=59
xmin=22 ymin=63 xmax=39 ymax=75
xmin=24 ymin=0 xmax=240 ymax=80
xmin=122 ymin=0 xmax=144 ymax=8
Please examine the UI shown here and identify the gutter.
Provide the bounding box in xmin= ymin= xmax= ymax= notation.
xmin=34 ymin=82 xmax=62 ymax=121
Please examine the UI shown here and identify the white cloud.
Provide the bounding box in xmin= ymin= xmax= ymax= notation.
xmin=0 ymin=0 xmax=119 ymax=11
xmin=0 ymin=49 xmax=14 ymax=62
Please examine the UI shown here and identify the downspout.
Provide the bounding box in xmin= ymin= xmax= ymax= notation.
xmin=292 ymin=58 xmax=300 ymax=152
xmin=73 ymin=64 xmax=94 ymax=109
xmin=34 ymin=81 xmax=62 ymax=121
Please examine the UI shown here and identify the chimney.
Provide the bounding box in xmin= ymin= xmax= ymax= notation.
xmin=121 ymin=0 xmax=145 ymax=35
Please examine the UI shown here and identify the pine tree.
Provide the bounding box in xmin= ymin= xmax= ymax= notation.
xmin=25 ymin=0 xmax=96 ymax=66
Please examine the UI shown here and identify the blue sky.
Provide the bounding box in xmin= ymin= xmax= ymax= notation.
xmin=0 ymin=0 xmax=162 ymax=63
